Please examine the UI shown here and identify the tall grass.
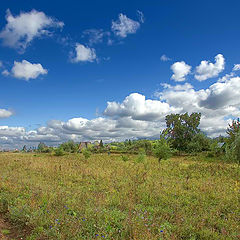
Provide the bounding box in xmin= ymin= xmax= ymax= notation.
xmin=0 ymin=153 xmax=239 ymax=239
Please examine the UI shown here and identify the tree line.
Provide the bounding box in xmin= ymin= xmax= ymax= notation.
xmin=28 ymin=112 xmax=239 ymax=163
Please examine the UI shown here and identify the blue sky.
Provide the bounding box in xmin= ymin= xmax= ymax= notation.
xmin=0 ymin=0 xmax=240 ymax=148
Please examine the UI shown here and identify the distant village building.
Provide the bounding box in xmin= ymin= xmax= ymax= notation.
xmin=78 ymin=142 xmax=91 ymax=151
xmin=94 ymin=140 xmax=101 ymax=149
xmin=94 ymin=140 xmax=100 ymax=146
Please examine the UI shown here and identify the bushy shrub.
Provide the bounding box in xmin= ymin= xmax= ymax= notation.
xmin=60 ymin=141 xmax=78 ymax=153
xmin=208 ymin=140 xmax=224 ymax=157
xmin=38 ymin=142 xmax=47 ymax=152
xmin=127 ymin=140 xmax=153 ymax=155
xmin=187 ymin=133 xmax=211 ymax=153
xmin=82 ymin=149 xmax=91 ymax=159
xmin=54 ymin=148 xmax=65 ymax=156
xmin=41 ymin=147 xmax=53 ymax=153
xmin=121 ymin=155 xmax=129 ymax=162
xmin=225 ymin=134 xmax=240 ymax=164
xmin=153 ymin=138 xmax=172 ymax=162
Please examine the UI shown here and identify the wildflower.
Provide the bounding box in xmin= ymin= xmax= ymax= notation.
xmin=95 ymin=234 xmax=99 ymax=236
xmin=49 ymin=225 xmax=53 ymax=229
xmin=55 ymin=219 xmax=59 ymax=221
xmin=102 ymin=236 xmax=105 ymax=238
xmin=160 ymin=230 xmax=163 ymax=233
xmin=82 ymin=218 xmax=86 ymax=221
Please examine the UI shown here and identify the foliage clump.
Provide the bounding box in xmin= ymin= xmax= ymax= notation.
xmin=59 ymin=141 xmax=78 ymax=153
xmin=153 ymin=137 xmax=172 ymax=162
xmin=224 ymin=119 xmax=240 ymax=163
xmin=225 ymin=133 xmax=240 ymax=164
xmin=82 ymin=149 xmax=91 ymax=159
xmin=54 ymin=148 xmax=65 ymax=156
xmin=187 ymin=132 xmax=211 ymax=154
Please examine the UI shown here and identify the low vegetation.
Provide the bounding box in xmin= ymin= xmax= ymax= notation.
xmin=0 ymin=153 xmax=239 ymax=239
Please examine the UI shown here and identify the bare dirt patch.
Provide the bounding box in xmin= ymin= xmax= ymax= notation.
xmin=0 ymin=215 xmax=29 ymax=240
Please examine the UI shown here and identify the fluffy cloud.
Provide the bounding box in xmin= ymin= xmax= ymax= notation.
xmin=160 ymin=54 xmax=171 ymax=62
xmin=195 ymin=54 xmax=225 ymax=81
xmin=0 ymin=109 xmax=13 ymax=118
xmin=104 ymin=93 xmax=179 ymax=121
xmin=0 ymin=9 xmax=64 ymax=52
xmin=111 ymin=13 xmax=141 ymax=38
xmin=199 ymin=76 xmax=240 ymax=109
xmin=232 ymin=64 xmax=240 ymax=71
xmin=11 ymin=60 xmax=47 ymax=80
xmin=71 ymin=43 xmax=96 ymax=62
xmin=171 ymin=61 xmax=191 ymax=82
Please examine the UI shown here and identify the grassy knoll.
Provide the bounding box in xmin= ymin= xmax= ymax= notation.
xmin=0 ymin=153 xmax=239 ymax=239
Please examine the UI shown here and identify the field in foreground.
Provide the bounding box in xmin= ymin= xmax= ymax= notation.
xmin=0 ymin=153 xmax=239 ymax=240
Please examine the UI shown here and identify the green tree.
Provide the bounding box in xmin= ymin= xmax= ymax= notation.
xmin=226 ymin=118 xmax=240 ymax=144
xmin=225 ymin=133 xmax=240 ymax=164
xmin=38 ymin=142 xmax=47 ymax=152
xmin=99 ymin=140 xmax=104 ymax=148
xmin=164 ymin=112 xmax=201 ymax=152
xmin=22 ymin=145 xmax=27 ymax=152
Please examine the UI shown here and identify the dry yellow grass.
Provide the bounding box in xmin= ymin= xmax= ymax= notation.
xmin=0 ymin=152 xmax=239 ymax=239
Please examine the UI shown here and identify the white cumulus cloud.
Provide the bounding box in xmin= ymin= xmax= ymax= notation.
xmin=111 ymin=13 xmax=141 ymax=38
xmin=0 ymin=9 xmax=64 ymax=52
xmin=104 ymin=93 xmax=179 ymax=121
xmin=71 ymin=43 xmax=96 ymax=63
xmin=195 ymin=54 xmax=225 ymax=81
xmin=11 ymin=60 xmax=47 ymax=80
xmin=171 ymin=61 xmax=191 ymax=82
xmin=199 ymin=76 xmax=240 ymax=109
xmin=0 ymin=109 xmax=13 ymax=118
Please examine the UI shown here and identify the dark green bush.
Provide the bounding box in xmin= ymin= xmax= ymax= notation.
xmin=82 ymin=149 xmax=91 ymax=159
xmin=54 ymin=148 xmax=65 ymax=156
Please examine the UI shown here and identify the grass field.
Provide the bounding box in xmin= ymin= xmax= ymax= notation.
xmin=0 ymin=153 xmax=239 ymax=239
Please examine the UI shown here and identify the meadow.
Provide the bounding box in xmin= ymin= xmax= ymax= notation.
xmin=0 ymin=152 xmax=239 ymax=240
